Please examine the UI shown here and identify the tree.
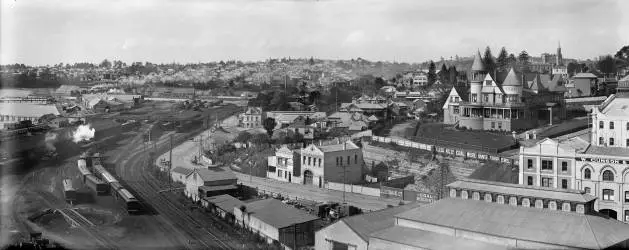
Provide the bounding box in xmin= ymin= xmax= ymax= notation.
xmin=262 ymin=117 xmax=277 ymax=137
xmin=518 ymin=51 xmax=530 ymax=72
xmin=308 ymin=90 xmax=321 ymax=105
xmin=425 ymin=163 xmax=456 ymax=199
xmin=483 ymin=46 xmax=496 ymax=77
xmin=427 ymin=61 xmax=437 ymax=85
xmin=234 ymin=131 xmax=252 ymax=143
xmin=496 ymin=47 xmax=509 ymax=72
xmin=507 ymin=53 xmax=517 ymax=68
xmin=597 ymin=55 xmax=616 ymax=75
xmin=567 ymin=62 xmax=580 ymax=75
xmin=99 ymin=59 xmax=112 ymax=69
xmin=448 ymin=65 xmax=458 ymax=85
xmin=439 ymin=64 xmax=449 ymax=83
xmin=309 ymin=57 xmax=315 ymax=65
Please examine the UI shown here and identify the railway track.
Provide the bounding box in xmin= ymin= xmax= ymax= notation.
xmin=113 ymin=107 xmax=248 ymax=250
xmin=35 ymin=191 xmax=119 ymax=249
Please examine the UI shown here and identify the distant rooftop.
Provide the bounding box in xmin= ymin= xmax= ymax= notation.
xmin=339 ymin=202 xmax=423 ymax=241
xmin=448 ymin=178 xmax=596 ymax=203
xmin=242 ymin=199 xmax=319 ymax=229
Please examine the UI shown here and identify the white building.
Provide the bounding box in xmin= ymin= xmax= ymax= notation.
xmin=184 ymin=168 xmax=238 ymax=202
xmin=299 ymin=140 xmax=363 ymax=188
xmin=519 ymin=93 xmax=629 ymax=221
xmin=0 ymin=103 xmax=60 ymax=129
xmin=267 ymin=145 xmax=300 ymax=183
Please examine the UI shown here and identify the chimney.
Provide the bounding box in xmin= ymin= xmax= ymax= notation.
xmin=343 ymin=141 xmax=347 ymax=150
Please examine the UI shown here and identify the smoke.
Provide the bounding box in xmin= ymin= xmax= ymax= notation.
xmin=72 ymin=124 xmax=96 ymax=143
xmin=44 ymin=132 xmax=58 ymax=152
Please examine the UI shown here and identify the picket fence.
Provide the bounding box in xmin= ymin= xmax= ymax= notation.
xmin=370 ymin=136 xmax=517 ymax=165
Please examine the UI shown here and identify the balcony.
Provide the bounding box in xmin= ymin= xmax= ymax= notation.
xmin=460 ymin=101 xmax=526 ymax=108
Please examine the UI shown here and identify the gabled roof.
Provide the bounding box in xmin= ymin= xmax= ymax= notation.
xmin=501 ymin=68 xmax=522 ymax=86
xmin=396 ymin=198 xmax=629 ymax=249
xmin=338 ymin=203 xmax=423 ymax=241
xmin=240 ymin=199 xmax=319 ymax=229
xmin=203 ymin=194 xmax=245 ymax=214
xmin=471 ymin=50 xmax=485 ymax=71
xmin=190 ymin=168 xmax=237 ymax=182
xmin=573 ymin=73 xmax=598 ymax=78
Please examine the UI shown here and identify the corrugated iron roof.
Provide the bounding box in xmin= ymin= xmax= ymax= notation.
xmin=370 ymin=226 xmax=508 ymax=250
xmin=241 ymin=199 xmax=319 ymax=229
xmin=396 ymin=198 xmax=629 ymax=249
xmin=203 ymin=194 xmax=245 ymax=213
xmin=340 ymin=203 xmax=423 ymax=241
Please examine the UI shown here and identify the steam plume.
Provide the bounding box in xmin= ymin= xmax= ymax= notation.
xmin=44 ymin=132 xmax=58 ymax=152
xmin=72 ymin=124 xmax=96 ymax=143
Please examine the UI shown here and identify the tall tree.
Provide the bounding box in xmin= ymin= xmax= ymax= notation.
xmin=448 ymin=65 xmax=458 ymax=85
xmin=262 ymin=117 xmax=277 ymax=137
xmin=507 ymin=53 xmax=517 ymax=68
xmin=597 ymin=55 xmax=616 ymax=75
xmin=439 ymin=64 xmax=449 ymax=83
xmin=99 ymin=59 xmax=112 ymax=69
xmin=518 ymin=51 xmax=530 ymax=72
xmin=483 ymin=46 xmax=496 ymax=76
xmin=427 ymin=61 xmax=437 ymax=85
xmin=496 ymin=47 xmax=509 ymax=72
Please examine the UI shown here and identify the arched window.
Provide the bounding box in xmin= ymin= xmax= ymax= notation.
xmin=603 ymin=170 xmax=614 ymax=182
xmin=584 ymin=168 xmax=591 ymax=179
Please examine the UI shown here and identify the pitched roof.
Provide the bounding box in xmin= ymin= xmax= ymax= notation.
xmin=573 ymin=72 xmax=598 ymax=78
xmin=471 ymin=50 xmax=485 ymax=71
xmin=370 ymin=226 xmax=507 ymax=250
xmin=448 ymin=178 xmax=597 ymax=203
xmin=501 ymin=68 xmax=522 ymax=86
xmin=340 ymin=203 xmax=423 ymax=241
xmin=203 ymin=194 xmax=245 ymax=213
xmin=171 ymin=166 xmax=194 ymax=175
xmin=242 ymin=199 xmax=319 ymax=229
xmin=192 ymin=168 xmax=237 ymax=182
xmin=317 ymin=140 xmax=359 ymax=152
xmin=198 ymin=184 xmax=238 ymax=192
xmin=396 ymin=198 xmax=629 ymax=249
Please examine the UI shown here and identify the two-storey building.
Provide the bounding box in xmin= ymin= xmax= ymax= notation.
xmin=238 ymin=107 xmax=264 ymax=128
xmin=299 ymin=141 xmax=363 ymax=188
xmin=519 ymin=93 xmax=629 ymax=221
xmin=267 ymin=145 xmax=301 ymax=183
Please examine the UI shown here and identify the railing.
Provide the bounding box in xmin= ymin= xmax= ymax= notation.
xmin=459 ymin=101 xmax=526 ymax=108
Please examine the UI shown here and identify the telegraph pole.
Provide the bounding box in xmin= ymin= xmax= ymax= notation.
xmin=169 ymin=134 xmax=173 ymax=189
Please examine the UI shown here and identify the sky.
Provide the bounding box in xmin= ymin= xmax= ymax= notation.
xmin=1 ymin=0 xmax=628 ymax=65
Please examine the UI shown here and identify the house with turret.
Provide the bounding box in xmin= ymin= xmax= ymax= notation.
xmin=443 ymin=51 xmax=567 ymax=132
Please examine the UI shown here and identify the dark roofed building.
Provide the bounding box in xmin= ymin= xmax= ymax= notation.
xmin=234 ymin=199 xmax=321 ymax=249
xmin=184 ymin=167 xmax=238 ymax=202
xmin=201 ymin=194 xmax=245 ymax=222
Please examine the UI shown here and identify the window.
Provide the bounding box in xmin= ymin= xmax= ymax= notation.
xmin=627 ymin=139 xmax=629 ymax=147
xmin=626 ymin=210 xmax=629 ymax=222
xmin=453 ymin=106 xmax=460 ymax=114
xmin=584 ymin=187 xmax=591 ymax=194
xmin=484 ymin=94 xmax=489 ymax=102
xmin=347 ymin=156 xmax=350 ymax=165
xmin=610 ymin=138 xmax=615 ymax=146
xmin=277 ymin=169 xmax=283 ymax=178
xmin=541 ymin=160 xmax=553 ymax=170
xmin=354 ymin=155 xmax=358 ymax=164
xmin=541 ymin=177 xmax=553 ymax=187
xmin=627 ymin=122 xmax=629 ymax=131
xmin=527 ymin=159 xmax=533 ymax=169
xmin=561 ymin=179 xmax=568 ymax=189
xmin=603 ymin=170 xmax=614 ymax=181
xmin=603 ymin=189 xmax=614 ymax=201
xmin=335 ymin=157 xmax=339 ymax=166
xmin=498 ymin=122 xmax=502 ymax=129
xmin=625 ymin=191 xmax=629 ymax=203
xmin=610 ymin=122 xmax=615 ymax=129
xmin=599 ymin=121 xmax=604 ymax=129
xmin=527 ymin=176 xmax=533 ymax=185
xmin=308 ymin=157 xmax=311 ymax=166
xmin=318 ymin=158 xmax=321 ymax=167
xmin=584 ymin=168 xmax=591 ymax=179
xmin=561 ymin=161 xmax=568 ymax=172
xmin=491 ymin=122 xmax=495 ymax=129
xmin=472 ymin=94 xmax=477 ymax=102
xmin=303 ymin=156 xmax=306 ymax=164
xmin=599 ymin=137 xmax=604 ymax=145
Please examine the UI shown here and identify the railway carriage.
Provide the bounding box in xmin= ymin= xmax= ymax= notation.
xmin=85 ymin=174 xmax=108 ymax=195
xmin=117 ymin=188 xmax=142 ymax=214
xmin=77 ymin=159 xmax=92 ymax=182
xmin=62 ymin=179 xmax=76 ymax=203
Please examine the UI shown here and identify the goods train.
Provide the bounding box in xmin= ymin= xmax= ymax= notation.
xmin=62 ymin=179 xmax=76 ymax=204
xmin=88 ymin=155 xmax=142 ymax=214
xmin=76 ymin=158 xmax=108 ymax=195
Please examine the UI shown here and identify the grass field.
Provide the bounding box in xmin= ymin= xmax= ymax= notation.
xmin=413 ymin=123 xmax=517 ymax=153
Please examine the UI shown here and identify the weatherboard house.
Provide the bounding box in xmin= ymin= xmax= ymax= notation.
xmin=443 ymin=51 xmax=566 ymax=131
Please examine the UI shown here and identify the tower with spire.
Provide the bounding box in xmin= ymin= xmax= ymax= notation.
xmin=469 ymin=50 xmax=486 ymax=104
xmin=556 ymin=41 xmax=563 ymax=66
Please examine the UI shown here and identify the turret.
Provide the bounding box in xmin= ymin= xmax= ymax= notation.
xmin=470 ymin=50 xmax=485 ymax=103
xmin=501 ymin=68 xmax=523 ymax=97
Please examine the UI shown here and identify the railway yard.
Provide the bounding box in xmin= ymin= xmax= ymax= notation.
xmin=2 ymin=101 xmax=259 ymax=249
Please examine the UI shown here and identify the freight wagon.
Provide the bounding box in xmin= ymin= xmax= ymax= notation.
xmin=85 ymin=174 xmax=108 ymax=195
xmin=63 ymin=179 xmax=76 ymax=204
xmin=116 ymin=188 xmax=142 ymax=214
xmin=77 ymin=159 xmax=92 ymax=183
